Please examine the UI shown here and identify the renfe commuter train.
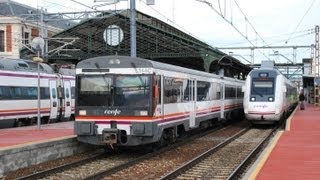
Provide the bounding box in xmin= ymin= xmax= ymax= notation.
xmin=0 ymin=57 xmax=75 ymax=128
xmin=74 ymin=56 xmax=245 ymax=147
xmin=243 ymin=61 xmax=298 ymax=124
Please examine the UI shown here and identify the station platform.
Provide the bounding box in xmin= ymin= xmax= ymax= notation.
xmin=247 ymin=103 xmax=320 ymax=179
xmin=0 ymin=121 xmax=99 ymax=177
xmin=0 ymin=121 xmax=74 ymax=149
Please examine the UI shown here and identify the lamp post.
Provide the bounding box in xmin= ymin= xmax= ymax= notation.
xmin=31 ymin=37 xmax=45 ymax=129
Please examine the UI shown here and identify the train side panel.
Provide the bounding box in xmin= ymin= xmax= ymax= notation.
xmin=74 ymin=56 xmax=245 ymax=147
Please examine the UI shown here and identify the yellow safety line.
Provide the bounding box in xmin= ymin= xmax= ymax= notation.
xmin=285 ymin=105 xmax=298 ymax=131
xmin=248 ymin=131 xmax=284 ymax=180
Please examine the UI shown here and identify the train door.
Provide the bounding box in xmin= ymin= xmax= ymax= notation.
xmin=220 ymin=82 xmax=225 ymax=120
xmin=49 ymin=80 xmax=58 ymax=119
xmin=63 ymin=80 xmax=72 ymax=118
xmin=189 ymin=79 xmax=196 ymax=128
xmin=161 ymin=75 xmax=164 ymax=119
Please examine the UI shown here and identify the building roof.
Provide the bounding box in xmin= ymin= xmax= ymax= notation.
xmin=0 ymin=0 xmax=74 ymax=29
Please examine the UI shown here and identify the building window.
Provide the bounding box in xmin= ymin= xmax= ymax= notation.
xmin=24 ymin=32 xmax=29 ymax=45
xmin=0 ymin=30 xmax=4 ymax=52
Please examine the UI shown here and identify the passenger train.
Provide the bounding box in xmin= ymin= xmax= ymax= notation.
xmin=75 ymin=56 xmax=245 ymax=147
xmin=0 ymin=58 xmax=75 ymax=128
xmin=243 ymin=61 xmax=298 ymax=124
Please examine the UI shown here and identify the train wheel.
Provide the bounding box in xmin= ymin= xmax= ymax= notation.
xmin=151 ymin=134 xmax=166 ymax=151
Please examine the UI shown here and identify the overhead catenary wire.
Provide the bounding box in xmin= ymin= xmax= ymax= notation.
xmin=195 ymin=0 xmax=272 ymax=61
xmin=284 ymin=0 xmax=317 ymax=44
xmin=222 ymin=28 xmax=314 ymax=46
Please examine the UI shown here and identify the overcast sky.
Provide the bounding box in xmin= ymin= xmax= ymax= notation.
xmin=18 ymin=0 xmax=320 ymax=64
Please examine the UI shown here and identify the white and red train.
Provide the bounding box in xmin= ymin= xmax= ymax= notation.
xmin=243 ymin=61 xmax=298 ymax=124
xmin=74 ymin=56 xmax=245 ymax=147
xmin=0 ymin=57 xmax=75 ymax=128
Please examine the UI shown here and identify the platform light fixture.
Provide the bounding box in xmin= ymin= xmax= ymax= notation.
xmin=31 ymin=37 xmax=45 ymax=130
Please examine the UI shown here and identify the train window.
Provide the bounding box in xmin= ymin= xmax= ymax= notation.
xmin=80 ymin=75 xmax=112 ymax=93
xmin=197 ymin=81 xmax=211 ymax=101
xmin=154 ymin=75 xmax=161 ymax=104
xmin=183 ymin=80 xmax=194 ymax=102
xmin=225 ymin=85 xmax=236 ymax=99
xmin=114 ymin=75 xmax=150 ymax=107
xmin=65 ymin=88 xmax=70 ymax=98
xmin=17 ymin=63 xmax=28 ymax=69
xmin=11 ymin=87 xmax=22 ymax=99
xmin=51 ymin=88 xmax=57 ymax=99
xmin=28 ymin=87 xmax=37 ymax=99
xmin=0 ymin=87 xmax=2 ymax=99
xmin=40 ymin=87 xmax=50 ymax=99
xmin=71 ymin=87 xmax=75 ymax=99
xmin=164 ymin=77 xmax=185 ymax=104
xmin=251 ymin=79 xmax=274 ymax=96
xmin=215 ymin=83 xmax=221 ymax=100
xmin=237 ymin=87 xmax=244 ymax=98
xmin=22 ymin=87 xmax=35 ymax=99
xmin=0 ymin=30 xmax=4 ymax=52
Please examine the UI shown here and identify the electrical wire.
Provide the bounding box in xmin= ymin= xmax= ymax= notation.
xmin=196 ymin=0 xmax=272 ymax=61
xmin=284 ymin=0 xmax=316 ymax=44
xmin=139 ymin=0 xmax=205 ymax=43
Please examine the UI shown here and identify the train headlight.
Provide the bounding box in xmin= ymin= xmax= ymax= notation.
xmin=109 ymin=59 xmax=120 ymax=64
xmin=140 ymin=111 xmax=148 ymax=116
xmin=251 ymin=97 xmax=256 ymax=101
xmin=134 ymin=110 xmax=148 ymax=116
xmin=79 ymin=110 xmax=87 ymax=115
xmin=268 ymin=97 xmax=273 ymax=101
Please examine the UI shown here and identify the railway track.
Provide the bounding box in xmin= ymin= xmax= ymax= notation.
xmin=11 ymin=120 xmax=259 ymax=180
xmin=88 ymin=121 xmax=249 ymax=179
xmin=161 ymin=127 xmax=276 ymax=179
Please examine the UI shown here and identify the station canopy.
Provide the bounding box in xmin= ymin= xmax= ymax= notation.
xmin=21 ymin=9 xmax=251 ymax=79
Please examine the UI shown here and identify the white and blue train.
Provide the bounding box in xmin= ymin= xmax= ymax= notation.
xmin=74 ymin=56 xmax=245 ymax=147
xmin=243 ymin=61 xmax=298 ymax=124
xmin=0 ymin=58 xmax=75 ymax=128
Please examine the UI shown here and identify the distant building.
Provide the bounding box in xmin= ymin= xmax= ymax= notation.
xmin=0 ymin=0 xmax=73 ymax=59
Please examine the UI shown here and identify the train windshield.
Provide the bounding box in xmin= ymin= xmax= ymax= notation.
xmin=251 ymin=79 xmax=274 ymax=96
xmin=77 ymin=75 xmax=151 ymax=109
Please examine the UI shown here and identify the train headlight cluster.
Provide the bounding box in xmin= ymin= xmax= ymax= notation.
xmin=268 ymin=97 xmax=273 ymax=101
xmin=79 ymin=110 xmax=87 ymax=115
xmin=250 ymin=97 xmax=256 ymax=101
xmin=109 ymin=59 xmax=120 ymax=64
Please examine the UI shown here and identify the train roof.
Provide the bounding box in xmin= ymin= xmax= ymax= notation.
xmin=77 ymin=56 xmax=244 ymax=83
xmin=249 ymin=67 xmax=296 ymax=87
xmin=0 ymin=57 xmax=54 ymax=74
xmin=249 ymin=68 xmax=281 ymax=75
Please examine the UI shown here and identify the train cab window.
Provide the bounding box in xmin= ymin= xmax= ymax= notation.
xmin=251 ymin=79 xmax=274 ymax=96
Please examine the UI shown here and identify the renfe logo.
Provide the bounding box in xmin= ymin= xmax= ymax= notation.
xmin=104 ymin=109 xmax=121 ymax=116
